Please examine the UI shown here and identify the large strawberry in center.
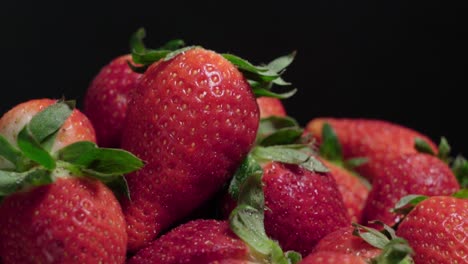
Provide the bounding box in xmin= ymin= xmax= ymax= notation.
xmin=121 ymin=47 xmax=261 ymax=251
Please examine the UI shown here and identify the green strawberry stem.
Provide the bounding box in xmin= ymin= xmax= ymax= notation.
xmin=0 ymin=101 xmax=144 ymax=200
xmin=128 ymin=28 xmax=297 ymax=99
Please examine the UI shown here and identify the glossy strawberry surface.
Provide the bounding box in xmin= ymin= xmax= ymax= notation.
xmin=121 ymin=47 xmax=259 ymax=251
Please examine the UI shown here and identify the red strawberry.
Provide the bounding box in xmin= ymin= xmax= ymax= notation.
xmin=224 ymin=116 xmax=350 ymax=256
xmin=262 ymin=161 xmax=350 ymax=255
xmin=361 ymin=153 xmax=460 ymax=226
xmin=0 ymin=178 xmax=127 ymax=263
xmin=396 ymin=196 xmax=467 ymax=264
xmin=0 ymin=100 xmax=143 ymax=263
xmin=83 ymin=30 xmax=185 ymax=148
xmin=300 ymin=251 xmax=367 ymax=264
xmin=221 ymin=160 xmax=351 ymax=256
xmin=312 ymin=226 xmax=381 ymax=261
xmin=127 ymin=220 xmax=251 ymax=264
xmin=83 ymin=54 xmax=141 ymax=147
xmin=320 ymin=159 xmax=369 ymax=223
xmin=0 ymin=98 xmax=96 ymax=157
xmin=121 ymin=47 xmax=260 ymax=251
xmin=257 ymin=97 xmax=286 ymax=118
xmin=306 ymin=118 xmax=438 ymax=182
xmin=312 ymin=223 xmax=414 ymax=263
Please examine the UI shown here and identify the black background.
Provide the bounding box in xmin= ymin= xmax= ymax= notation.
xmin=1 ymin=1 xmax=466 ymax=153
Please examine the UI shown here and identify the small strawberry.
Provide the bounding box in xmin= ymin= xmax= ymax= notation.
xmin=83 ymin=29 xmax=185 ymax=147
xmin=312 ymin=222 xmax=413 ymax=263
xmin=300 ymin=251 xmax=367 ymax=264
xmin=0 ymin=98 xmax=96 ymax=167
xmin=227 ymin=116 xmax=350 ymax=256
xmin=83 ymin=54 xmax=141 ymax=147
xmin=0 ymin=100 xmax=143 ymax=263
xmin=127 ymin=220 xmax=250 ymax=264
xmin=262 ymin=161 xmax=350 ymax=255
xmin=320 ymin=160 xmax=369 ymax=223
xmin=130 ymin=215 xmax=302 ymax=264
xmin=312 ymin=226 xmax=381 ymax=261
xmin=315 ymin=123 xmax=370 ymax=223
xmin=306 ymin=118 xmax=438 ymax=182
xmin=396 ymin=196 xmax=468 ymax=264
xmin=257 ymin=97 xmax=286 ymax=118
xmin=361 ymin=152 xmax=460 ymax=227
xmin=121 ymin=32 xmax=297 ymax=251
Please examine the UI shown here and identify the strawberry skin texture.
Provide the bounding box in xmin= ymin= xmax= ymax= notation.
xmin=121 ymin=48 xmax=259 ymax=251
xmin=306 ymin=118 xmax=438 ymax=181
xmin=127 ymin=220 xmax=250 ymax=264
xmin=256 ymin=97 xmax=286 ymax=118
xmin=320 ymin=159 xmax=369 ymax=223
xmin=0 ymin=178 xmax=127 ymax=264
xmin=362 ymin=153 xmax=460 ymax=226
xmin=312 ymin=226 xmax=381 ymax=261
xmin=263 ymin=162 xmax=350 ymax=255
xmin=396 ymin=196 xmax=467 ymax=264
xmin=300 ymin=251 xmax=366 ymax=264
xmin=84 ymin=54 xmax=141 ymax=147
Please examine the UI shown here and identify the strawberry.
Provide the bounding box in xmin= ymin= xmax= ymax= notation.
xmin=300 ymin=251 xmax=367 ymax=264
xmin=127 ymin=220 xmax=251 ymax=264
xmin=83 ymin=30 xmax=185 ymax=148
xmin=0 ymin=98 xmax=96 ymax=163
xmin=121 ymin=39 xmax=297 ymax=251
xmin=0 ymin=100 xmax=143 ymax=263
xmin=130 ymin=217 xmax=302 ymax=264
xmin=225 ymin=116 xmax=350 ymax=256
xmin=83 ymin=54 xmax=141 ymax=147
xmin=312 ymin=222 xmax=414 ymax=263
xmin=262 ymin=161 xmax=350 ymax=255
xmin=310 ymin=122 xmax=370 ymax=223
xmin=257 ymin=97 xmax=286 ymax=118
xmin=319 ymin=160 xmax=369 ymax=223
xmin=361 ymin=153 xmax=460 ymax=227
xmin=0 ymin=178 xmax=127 ymax=263
xmin=312 ymin=226 xmax=381 ymax=261
xmin=396 ymin=196 xmax=467 ymax=264
xmin=306 ymin=118 xmax=438 ymax=182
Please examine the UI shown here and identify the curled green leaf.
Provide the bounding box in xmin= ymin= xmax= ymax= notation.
xmin=414 ymin=138 xmax=435 ymax=155
xmin=393 ymin=194 xmax=428 ymax=215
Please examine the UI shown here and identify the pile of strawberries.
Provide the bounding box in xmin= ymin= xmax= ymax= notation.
xmin=0 ymin=29 xmax=466 ymax=264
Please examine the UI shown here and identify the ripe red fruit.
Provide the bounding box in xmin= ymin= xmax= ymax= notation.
xmin=320 ymin=159 xmax=369 ymax=223
xmin=306 ymin=118 xmax=438 ymax=182
xmin=300 ymin=251 xmax=366 ymax=264
xmin=361 ymin=153 xmax=460 ymax=226
xmin=121 ymin=47 xmax=259 ymax=251
xmin=127 ymin=220 xmax=250 ymax=264
xmin=0 ymin=178 xmax=127 ymax=263
xmin=0 ymin=98 xmax=96 ymax=156
xmin=396 ymin=196 xmax=467 ymax=264
xmin=312 ymin=226 xmax=381 ymax=261
xmin=0 ymin=100 xmax=143 ymax=264
xmin=256 ymin=97 xmax=286 ymax=118
xmin=83 ymin=54 xmax=141 ymax=147
xmin=263 ymin=161 xmax=350 ymax=255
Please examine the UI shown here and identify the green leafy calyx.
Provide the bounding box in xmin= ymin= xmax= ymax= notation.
xmin=0 ymin=101 xmax=144 ymax=199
